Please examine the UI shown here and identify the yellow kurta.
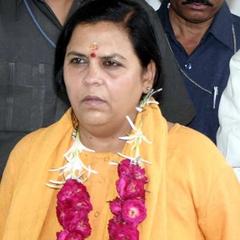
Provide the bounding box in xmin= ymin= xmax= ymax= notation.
xmin=1 ymin=105 xmax=240 ymax=240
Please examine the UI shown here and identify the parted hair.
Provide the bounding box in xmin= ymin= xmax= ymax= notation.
xmin=55 ymin=0 xmax=162 ymax=101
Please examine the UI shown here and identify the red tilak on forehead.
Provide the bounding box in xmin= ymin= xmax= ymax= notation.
xmin=90 ymin=52 xmax=97 ymax=58
xmin=89 ymin=42 xmax=98 ymax=58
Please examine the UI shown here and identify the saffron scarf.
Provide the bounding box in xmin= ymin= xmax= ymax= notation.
xmin=0 ymin=104 xmax=168 ymax=239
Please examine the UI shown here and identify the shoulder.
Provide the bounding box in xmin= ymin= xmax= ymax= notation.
xmin=167 ymin=124 xmax=231 ymax=177
xmin=2 ymin=110 xmax=72 ymax=182
xmin=11 ymin=109 xmax=72 ymax=156
xmin=168 ymin=123 xmax=217 ymax=153
xmin=166 ymin=124 xmax=239 ymax=208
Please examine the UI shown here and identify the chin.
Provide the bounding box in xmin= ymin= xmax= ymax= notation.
xmin=183 ymin=13 xmax=214 ymax=24
xmin=79 ymin=112 xmax=110 ymax=126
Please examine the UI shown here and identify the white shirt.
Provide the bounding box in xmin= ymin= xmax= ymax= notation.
xmin=217 ymin=50 xmax=240 ymax=181
xmin=227 ymin=0 xmax=240 ymax=17
xmin=145 ymin=0 xmax=161 ymax=10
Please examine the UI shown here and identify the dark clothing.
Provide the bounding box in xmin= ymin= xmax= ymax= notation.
xmin=158 ymin=0 xmax=240 ymax=143
xmin=0 ymin=0 xmax=195 ymax=176
xmin=0 ymin=0 xmax=82 ymax=175
xmin=139 ymin=0 xmax=195 ymax=125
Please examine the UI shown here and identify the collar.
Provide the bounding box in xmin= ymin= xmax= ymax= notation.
xmin=158 ymin=0 xmax=235 ymax=51
xmin=209 ymin=2 xmax=234 ymax=51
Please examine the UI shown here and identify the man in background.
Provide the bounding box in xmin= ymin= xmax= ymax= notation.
xmin=157 ymin=0 xmax=240 ymax=143
xmin=147 ymin=0 xmax=240 ymax=15
xmin=0 ymin=0 xmax=83 ymax=175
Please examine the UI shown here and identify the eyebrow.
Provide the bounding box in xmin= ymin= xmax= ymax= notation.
xmin=101 ymin=54 xmax=127 ymax=61
xmin=66 ymin=51 xmax=86 ymax=58
xmin=66 ymin=51 xmax=126 ymax=60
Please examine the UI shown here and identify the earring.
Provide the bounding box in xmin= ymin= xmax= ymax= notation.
xmin=144 ymin=87 xmax=151 ymax=94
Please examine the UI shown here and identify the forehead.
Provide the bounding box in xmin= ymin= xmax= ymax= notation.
xmin=67 ymin=21 xmax=135 ymax=54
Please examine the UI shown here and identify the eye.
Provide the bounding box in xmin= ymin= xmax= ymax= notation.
xmin=70 ymin=57 xmax=88 ymax=65
xmin=103 ymin=59 xmax=122 ymax=68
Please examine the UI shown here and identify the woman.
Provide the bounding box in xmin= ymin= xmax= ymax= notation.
xmin=0 ymin=0 xmax=240 ymax=239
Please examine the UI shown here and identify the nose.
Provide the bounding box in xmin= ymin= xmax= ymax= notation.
xmin=82 ymin=62 xmax=104 ymax=86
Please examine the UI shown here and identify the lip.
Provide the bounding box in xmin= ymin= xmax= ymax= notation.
xmin=81 ymin=95 xmax=107 ymax=107
xmin=186 ymin=3 xmax=209 ymax=10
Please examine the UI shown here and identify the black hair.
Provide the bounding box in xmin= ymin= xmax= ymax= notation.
xmin=55 ymin=0 xmax=162 ymax=101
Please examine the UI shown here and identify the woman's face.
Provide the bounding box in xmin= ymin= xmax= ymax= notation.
xmin=64 ymin=21 xmax=155 ymax=132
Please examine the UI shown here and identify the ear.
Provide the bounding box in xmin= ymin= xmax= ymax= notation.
xmin=142 ymin=60 xmax=156 ymax=93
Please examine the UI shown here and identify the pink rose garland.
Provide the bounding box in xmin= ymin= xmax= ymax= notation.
xmin=56 ymin=159 xmax=148 ymax=240
xmin=108 ymin=159 xmax=148 ymax=239
xmin=56 ymin=179 xmax=92 ymax=240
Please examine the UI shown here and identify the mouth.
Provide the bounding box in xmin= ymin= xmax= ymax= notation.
xmin=187 ymin=3 xmax=210 ymax=10
xmin=81 ymin=95 xmax=107 ymax=107
xmin=182 ymin=0 xmax=213 ymax=7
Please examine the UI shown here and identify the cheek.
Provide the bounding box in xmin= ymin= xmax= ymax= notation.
xmin=64 ymin=67 xmax=83 ymax=91
xmin=64 ymin=75 xmax=84 ymax=106
xmin=109 ymin=76 xmax=143 ymax=105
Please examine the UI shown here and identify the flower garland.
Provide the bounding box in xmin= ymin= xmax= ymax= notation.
xmin=108 ymin=159 xmax=148 ymax=240
xmin=56 ymin=179 xmax=92 ymax=240
xmin=47 ymin=89 xmax=161 ymax=240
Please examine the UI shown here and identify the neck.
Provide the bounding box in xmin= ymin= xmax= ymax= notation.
xmin=169 ymin=7 xmax=213 ymax=55
xmin=45 ymin=0 xmax=74 ymax=25
xmin=79 ymin=131 xmax=126 ymax=153
xmin=78 ymin=117 xmax=136 ymax=153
